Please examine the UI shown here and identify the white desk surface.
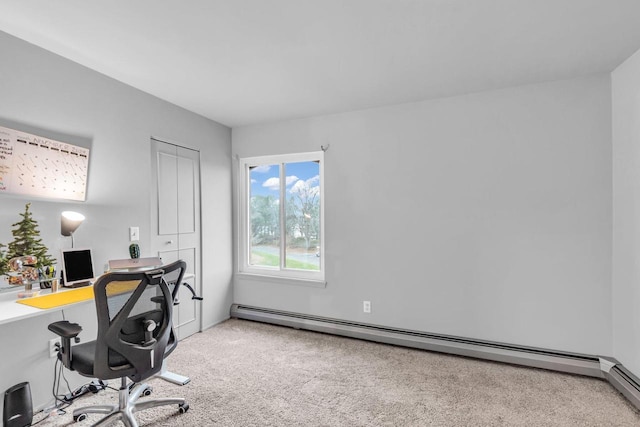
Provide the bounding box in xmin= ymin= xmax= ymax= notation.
xmin=0 ymin=286 xmax=91 ymax=326
xmin=0 ymin=272 xmax=195 ymax=326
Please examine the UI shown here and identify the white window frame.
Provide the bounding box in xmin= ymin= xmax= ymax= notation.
xmin=237 ymin=151 xmax=325 ymax=285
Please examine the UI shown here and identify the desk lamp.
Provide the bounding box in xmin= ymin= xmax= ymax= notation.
xmin=61 ymin=211 xmax=85 ymax=248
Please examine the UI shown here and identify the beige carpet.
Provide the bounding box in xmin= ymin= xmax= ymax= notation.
xmin=42 ymin=318 xmax=640 ymax=426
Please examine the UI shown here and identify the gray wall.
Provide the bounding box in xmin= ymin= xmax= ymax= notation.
xmin=613 ymin=48 xmax=640 ymax=375
xmin=233 ymin=75 xmax=613 ymax=356
xmin=0 ymin=30 xmax=232 ymax=417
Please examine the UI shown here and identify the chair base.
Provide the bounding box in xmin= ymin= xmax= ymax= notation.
xmin=157 ymin=363 xmax=191 ymax=386
xmin=72 ymin=380 xmax=188 ymax=427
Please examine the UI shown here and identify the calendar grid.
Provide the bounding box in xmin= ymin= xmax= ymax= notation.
xmin=0 ymin=126 xmax=89 ymax=201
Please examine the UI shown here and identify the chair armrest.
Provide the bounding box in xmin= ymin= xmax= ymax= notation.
xmin=48 ymin=321 xmax=82 ymax=368
xmin=48 ymin=321 xmax=82 ymax=339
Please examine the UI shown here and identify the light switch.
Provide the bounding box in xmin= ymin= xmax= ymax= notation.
xmin=129 ymin=226 xmax=140 ymax=242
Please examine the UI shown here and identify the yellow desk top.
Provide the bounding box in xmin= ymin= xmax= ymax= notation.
xmin=15 ymin=280 xmax=141 ymax=309
xmin=16 ymin=286 xmax=95 ymax=309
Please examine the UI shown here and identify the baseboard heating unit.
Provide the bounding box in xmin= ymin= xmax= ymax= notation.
xmin=230 ymin=304 xmax=640 ymax=410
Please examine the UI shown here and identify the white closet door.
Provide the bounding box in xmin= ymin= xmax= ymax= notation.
xmin=151 ymin=138 xmax=201 ymax=340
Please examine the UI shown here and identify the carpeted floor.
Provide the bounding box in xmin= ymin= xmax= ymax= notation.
xmin=40 ymin=318 xmax=640 ymax=426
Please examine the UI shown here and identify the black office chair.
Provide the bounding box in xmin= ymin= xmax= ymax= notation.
xmin=48 ymin=261 xmax=189 ymax=426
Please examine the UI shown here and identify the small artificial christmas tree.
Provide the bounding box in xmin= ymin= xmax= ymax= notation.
xmin=5 ymin=203 xmax=56 ymax=270
xmin=0 ymin=242 xmax=7 ymax=276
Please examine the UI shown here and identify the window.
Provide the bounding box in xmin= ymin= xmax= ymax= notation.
xmin=238 ymin=152 xmax=324 ymax=283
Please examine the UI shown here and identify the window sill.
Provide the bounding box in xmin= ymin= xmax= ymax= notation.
xmin=235 ymin=272 xmax=327 ymax=288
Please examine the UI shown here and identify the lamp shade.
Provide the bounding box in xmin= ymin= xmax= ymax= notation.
xmin=61 ymin=211 xmax=85 ymax=236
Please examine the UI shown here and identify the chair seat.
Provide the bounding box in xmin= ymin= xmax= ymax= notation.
xmin=71 ymin=341 xmax=129 ymax=378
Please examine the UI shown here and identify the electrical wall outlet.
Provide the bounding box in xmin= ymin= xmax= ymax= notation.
xmin=129 ymin=226 xmax=140 ymax=242
xmin=363 ymin=300 xmax=371 ymax=313
xmin=49 ymin=337 xmax=61 ymax=358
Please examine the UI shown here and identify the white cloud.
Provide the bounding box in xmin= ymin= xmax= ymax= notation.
xmin=290 ymin=180 xmax=306 ymax=194
xmin=258 ymin=175 xmax=299 ymax=191
xmin=252 ymin=165 xmax=271 ymax=173
xmin=250 ymin=179 xmax=257 ymax=184
xmin=290 ymin=175 xmax=321 ymax=196
xmin=262 ymin=177 xmax=280 ymax=190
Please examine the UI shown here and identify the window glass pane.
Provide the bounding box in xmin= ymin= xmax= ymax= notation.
xmin=249 ymin=164 xmax=280 ymax=267
xmin=284 ymin=161 xmax=320 ymax=271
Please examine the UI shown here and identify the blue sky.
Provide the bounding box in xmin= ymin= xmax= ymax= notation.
xmin=250 ymin=161 xmax=319 ymax=198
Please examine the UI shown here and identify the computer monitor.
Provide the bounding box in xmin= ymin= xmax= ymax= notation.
xmin=61 ymin=248 xmax=94 ymax=288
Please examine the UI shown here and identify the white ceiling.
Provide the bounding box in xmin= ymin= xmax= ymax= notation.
xmin=1 ymin=0 xmax=640 ymax=127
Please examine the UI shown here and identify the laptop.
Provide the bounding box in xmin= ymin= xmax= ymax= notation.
xmin=108 ymin=257 xmax=163 ymax=272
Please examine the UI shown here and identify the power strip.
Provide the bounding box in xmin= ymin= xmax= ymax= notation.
xmin=63 ymin=380 xmax=108 ymax=402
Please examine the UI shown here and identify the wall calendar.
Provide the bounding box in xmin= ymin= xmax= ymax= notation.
xmin=0 ymin=125 xmax=89 ymax=201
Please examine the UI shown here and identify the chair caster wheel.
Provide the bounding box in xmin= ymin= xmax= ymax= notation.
xmin=74 ymin=413 xmax=88 ymax=422
xmin=142 ymin=386 xmax=153 ymax=396
xmin=178 ymin=403 xmax=189 ymax=414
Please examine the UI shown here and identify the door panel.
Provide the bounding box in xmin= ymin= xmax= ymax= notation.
xmin=158 ymin=249 xmax=179 ymax=265
xmin=157 ymin=151 xmax=179 ymax=236
xmin=177 ymin=276 xmax=197 ymax=335
xmin=176 ymin=247 xmax=198 ymax=339
xmin=177 ymin=156 xmax=196 ymax=234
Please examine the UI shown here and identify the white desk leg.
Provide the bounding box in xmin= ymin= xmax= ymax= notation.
xmin=157 ymin=362 xmax=190 ymax=386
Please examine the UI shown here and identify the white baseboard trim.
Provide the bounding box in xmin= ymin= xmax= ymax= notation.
xmin=230 ymin=304 xmax=640 ymax=410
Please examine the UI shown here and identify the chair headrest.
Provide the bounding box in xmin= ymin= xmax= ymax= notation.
xmin=144 ymin=269 xmax=165 ymax=286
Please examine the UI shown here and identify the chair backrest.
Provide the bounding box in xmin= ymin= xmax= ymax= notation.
xmin=92 ymin=265 xmax=177 ymax=382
